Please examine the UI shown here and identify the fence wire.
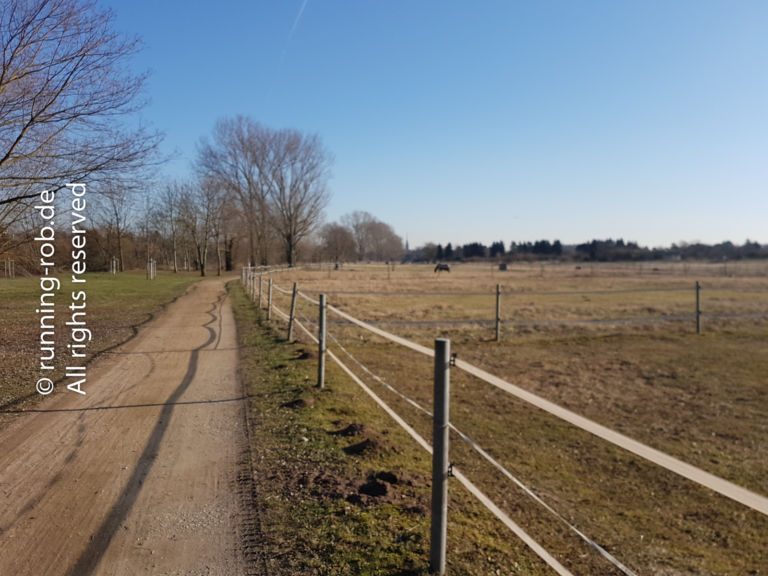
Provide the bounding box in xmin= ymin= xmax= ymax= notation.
xmin=275 ymin=303 xmax=576 ymax=576
xmin=325 ymin=326 xmax=637 ymax=576
xmin=266 ymin=277 xmax=768 ymax=517
xmin=253 ymin=275 xmax=768 ymax=574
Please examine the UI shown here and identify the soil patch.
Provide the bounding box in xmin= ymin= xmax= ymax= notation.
xmin=329 ymin=421 xmax=368 ymax=437
xmin=280 ymin=397 xmax=314 ymax=409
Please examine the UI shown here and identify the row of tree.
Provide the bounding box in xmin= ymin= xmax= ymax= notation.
xmin=0 ymin=0 xmax=340 ymax=276
xmin=412 ymin=240 xmax=565 ymax=262
xmin=319 ymin=211 xmax=403 ymax=264
xmin=196 ymin=117 xmax=331 ymax=268
xmin=573 ymin=239 xmax=768 ymax=261
xmin=408 ymin=238 xmax=768 ymax=263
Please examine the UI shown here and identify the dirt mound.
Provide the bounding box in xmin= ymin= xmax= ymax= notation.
xmin=375 ymin=470 xmax=398 ymax=484
xmin=346 ymin=470 xmax=429 ymax=510
xmin=295 ymin=349 xmax=316 ymax=360
xmin=358 ymin=478 xmax=388 ymax=497
xmin=341 ymin=427 xmax=397 ymax=457
xmin=297 ymin=470 xmax=355 ymax=500
xmin=329 ymin=421 xmax=368 ymax=437
xmin=343 ymin=438 xmax=380 ymax=456
xmin=280 ymin=397 xmax=314 ymax=409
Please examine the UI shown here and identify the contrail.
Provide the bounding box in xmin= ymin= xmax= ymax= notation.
xmin=288 ymin=0 xmax=309 ymax=42
xmin=267 ymin=0 xmax=310 ymax=101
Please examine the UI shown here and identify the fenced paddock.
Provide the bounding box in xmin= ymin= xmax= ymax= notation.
xmin=243 ymin=262 xmax=768 ymax=574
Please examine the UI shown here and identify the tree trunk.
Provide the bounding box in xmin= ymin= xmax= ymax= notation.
xmin=197 ymin=245 xmax=207 ymax=277
xmin=216 ymin=233 xmax=222 ymax=276
xmin=225 ymin=235 xmax=233 ymax=272
xmin=172 ymin=231 xmax=178 ymax=273
xmin=117 ymin=230 xmax=125 ymax=272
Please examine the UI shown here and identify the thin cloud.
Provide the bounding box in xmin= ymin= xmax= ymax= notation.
xmin=268 ymin=0 xmax=310 ymax=100
xmin=288 ymin=0 xmax=310 ymax=42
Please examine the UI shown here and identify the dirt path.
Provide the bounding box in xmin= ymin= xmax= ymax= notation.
xmin=0 ymin=279 xmax=255 ymax=576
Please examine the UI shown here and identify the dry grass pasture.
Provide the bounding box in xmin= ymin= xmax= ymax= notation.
xmin=258 ymin=261 xmax=768 ymax=575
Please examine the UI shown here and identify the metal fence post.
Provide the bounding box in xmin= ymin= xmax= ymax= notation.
xmin=288 ymin=282 xmax=298 ymax=341
xmin=267 ymin=278 xmax=273 ymax=321
xmin=318 ymin=294 xmax=326 ymax=388
xmin=495 ymin=284 xmax=502 ymax=342
xmin=430 ymin=338 xmax=451 ymax=575
xmin=696 ymin=281 xmax=702 ymax=334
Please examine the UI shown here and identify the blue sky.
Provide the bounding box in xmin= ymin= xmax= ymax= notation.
xmin=103 ymin=0 xmax=767 ymax=248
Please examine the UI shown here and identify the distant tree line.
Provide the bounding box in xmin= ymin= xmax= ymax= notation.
xmin=573 ymin=239 xmax=767 ymax=262
xmin=410 ymin=239 xmax=565 ymax=262
xmin=407 ymin=238 xmax=768 ymax=263
xmin=318 ymin=210 xmax=403 ymax=264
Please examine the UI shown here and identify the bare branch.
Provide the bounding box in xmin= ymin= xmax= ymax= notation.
xmin=0 ymin=0 xmax=163 ymax=212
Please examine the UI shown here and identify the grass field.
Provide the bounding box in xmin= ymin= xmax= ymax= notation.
xmin=231 ymin=282 xmax=556 ymax=575
xmin=0 ymin=271 xmax=202 ymax=417
xmin=251 ymin=261 xmax=768 ymax=575
xmin=3 ymin=262 xmax=764 ymax=573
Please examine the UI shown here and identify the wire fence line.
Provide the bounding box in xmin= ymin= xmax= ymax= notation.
xmin=288 ymin=285 xmax=768 ymax=297
xmin=263 ymin=276 xmax=768 ymax=516
xmin=325 ymin=328 xmax=637 ymax=575
xmin=253 ymin=275 xmax=581 ymax=571
xmin=346 ymin=313 xmax=768 ymax=329
xmin=272 ymin=284 xmax=294 ymax=296
xmin=242 ymin=272 xmax=768 ymax=572
xmin=251 ymin=274 xmax=768 ymax=338
xmin=266 ymin=295 xmax=578 ymax=575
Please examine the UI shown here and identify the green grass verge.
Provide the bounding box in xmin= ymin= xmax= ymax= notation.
xmin=0 ymin=271 xmax=202 ymax=413
xmin=229 ymin=281 xmax=554 ymax=575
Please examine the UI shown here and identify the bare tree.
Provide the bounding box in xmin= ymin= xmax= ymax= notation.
xmin=421 ymin=242 xmax=439 ymax=263
xmin=263 ymin=129 xmax=331 ymax=267
xmin=197 ymin=116 xmax=271 ymax=266
xmin=320 ymin=223 xmax=356 ymax=265
xmin=0 ymin=0 xmax=162 ymax=214
xmin=367 ymin=220 xmax=403 ymax=261
xmin=198 ymin=117 xmax=332 ymax=267
xmin=95 ymin=185 xmax=134 ymax=272
xmin=340 ymin=211 xmax=401 ymax=261
xmin=341 ymin=211 xmax=376 ymax=261
xmin=178 ymin=179 xmax=222 ymax=277
xmin=158 ymin=183 xmax=182 ymax=272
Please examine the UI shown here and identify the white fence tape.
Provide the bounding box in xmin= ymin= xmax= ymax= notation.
xmin=452 ymin=357 xmax=768 ymax=516
xmin=265 ymin=297 xmax=575 ymax=574
xmin=325 ymin=347 xmax=575 ymax=576
xmin=327 ymin=328 xmax=636 ymax=575
xmin=272 ymin=284 xmax=294 ymax=296
xmin=258 ymin=280 xmax=768 ymax=572
xmin=317 ymin=299 xmax=768 ymax=516
xmin=297 ymin=290 xmax=320 ymax=306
